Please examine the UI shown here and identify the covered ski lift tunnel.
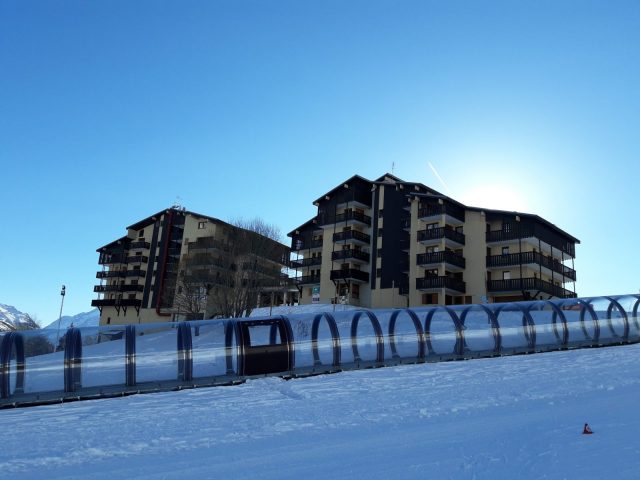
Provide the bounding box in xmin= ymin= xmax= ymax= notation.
xmin=1 ymin=294 xmax=639 ymax=408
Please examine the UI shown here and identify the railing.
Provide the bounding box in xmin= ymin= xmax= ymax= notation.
xmin=98 ymin=253 xmax=127 ymax=265
xmin=296 ymin=275 xmax=321 ymax=285
xmin=416 ymin=276 xmax=466 ymax=292
xmin=417 ymin=251 xmax=466 ymax=269
xmin=96 ymin=270 xmax=126 ymax=279
xmin=290 ymin=257 xmax=323 ymax=268
xmin=417 ymin=227 xmax=465 ymax=245
xmin=418 ymin=203 xmax=465 ymax=222
xmin=330 ymin=269 xmax=370 ymax=283
xmin=487 ymin=277 xmax=576 ymax=298
xmin=486 ymin=226 xmax=535 ymax=243
xmin=126 ymin=255 xmax=148 ymax=264
xmin=188 ymin=238 xmax=230 ymax=253
xmin=486 ymin=225 xmax=576 ymax=257
xmin=333 ymin=230 xmax=371 ymax=244
xmin=2 ymin=293 xmax=639 ymax=408
xmin=328 ymin=211 xmax=372 ymax=226
xmin=332 ymin=249 xmax=370 ymax=262
xmin=90 ymin=298 xmax=142 ymax=308
xmin=129 ymin=241 xmax=150 ymax=250
xmin=291 ymin=238 xmax=323 ymax=251
xmin=94 ymin=285 xmax=144 ymax=293
xmin=125 ymin=269 xmax=146 ymax=277
xmin=487 ymin=252 xmax=576 ymax=280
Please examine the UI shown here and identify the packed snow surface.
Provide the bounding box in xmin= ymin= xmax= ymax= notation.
xmin=2 ymin=344 xmax=639 ymax=479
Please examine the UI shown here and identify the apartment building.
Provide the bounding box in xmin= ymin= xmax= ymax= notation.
xmin=289 ymin=173 xmax=578 ymax=308
xmin=92 ymin=207 xmax=295 ymax=325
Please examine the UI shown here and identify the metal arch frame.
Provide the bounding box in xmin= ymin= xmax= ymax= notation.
xmin=494 ymin=303 xmax=536 ymax=351
xmin=63 ymin=328 xmax=83 ymax=393
xmin=458 ymin=304 xmax=501 ymax=355
xmin=224 ymin=320 xmax=242 ymax=375
xmin=350 ymin=311 xmax=384 ymax=364
xmin=311 ymin=312 xmax=341 ymax=367
xmin=603 ymin=297 xmax=630 ymax=341
xmin=576 ymin=299 xmax=601 ymax=342
xmin=632 ymin=295 xmax=640 ymax=332
xmin=388 ymin=309 xmax=426 ymax=361
xmin=277 ymin=316 xmax=296 ymax=373
xmin=423 ymin=306 xmax=464 ymax=356
xmin=125 ymin=325 xmax=136 ymax=387
xmin=177 ymin=322 xmax=193 ymax=382
xmin=0 ymin=332 xmax=25 ymax=399
xmin=541 ymin=300 xmax=569 ymax=347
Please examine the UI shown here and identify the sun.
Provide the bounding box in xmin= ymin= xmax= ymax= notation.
xmin=457 ymin=183 xmax=532 ymax=213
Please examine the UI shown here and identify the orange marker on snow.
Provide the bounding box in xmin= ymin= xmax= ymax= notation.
xmin=582 ymin=423 xmax=593 ymax=434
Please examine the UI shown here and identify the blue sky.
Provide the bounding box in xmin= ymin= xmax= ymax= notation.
xmin=1 ymin=0 xmax=639 ymax=324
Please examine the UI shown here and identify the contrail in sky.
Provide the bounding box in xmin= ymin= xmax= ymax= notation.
xmin=428 ymin=162 xmax=452 ymax=195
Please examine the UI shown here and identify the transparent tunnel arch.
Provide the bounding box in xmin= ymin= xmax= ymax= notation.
xmin=1 ymin=293 xmax=639 ymax=408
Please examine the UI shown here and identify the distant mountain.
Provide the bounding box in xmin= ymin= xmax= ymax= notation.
xmin=0 ymin=303 xmax=39 ymax=331
xmin=43 ymin=309 xmax=100 ymax=330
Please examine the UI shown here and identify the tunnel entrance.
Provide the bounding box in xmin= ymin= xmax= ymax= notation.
xmin=237 ymin=318 xmax=293 ymax=376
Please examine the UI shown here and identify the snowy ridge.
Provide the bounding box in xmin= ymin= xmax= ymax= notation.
xmin=42 ymin=309 xmax=100 ymax=330
xmin=0 ymin=303 xmax=38 ymax=331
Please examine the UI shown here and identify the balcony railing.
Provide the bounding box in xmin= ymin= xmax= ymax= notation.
xmin=417 ymin=251 xmax=466 ymax=269
xmin=296 ymin=274 xmax=321 ymax=285
xmin=290 ymin=257 xmax=323 ymax=269
xmin=96 ymin=270 xmax=126 ymax=279
xmin=126 ymin=255 xmax=148 ymax=264
xmin=129 ymin=241 xmax=150 ymax=250
xmin=330 ymin=269 xmax=370 ymax=283
xmin=332 ymin=211 xmax=372 ymax=226
xmin=291 ymin=238 xmax=323 ymax=251
xmin=486 ymin=226 xmax=535 ymax=243
xmin=418 ymin=203 xmax=465 ymax=222
xmin=416 ymin=276 xmax=466 ymax=293
xmin=333 ymin=230 xmax=371 ymax=244
xmin=417 ymin=227 xmax=465 ymax=245
xmin=94 ymin=285 xmax=144 ymax=293
xmin=125 ymin=269 xmax=146 ymax=277
xmin=331 ymin=249 xmax=370 ymax=263
xmin=486 ymin=225 xmax=576 ymax=257
xmin=90 ymin=298 xmax=142 ymax=308
xmin=486 ymin=252 xmax=576 ymax=281
xmin=487 ymin=277 xmax=576 ymax=298
xmin=98 ymin=253 xmax=127 ymax=265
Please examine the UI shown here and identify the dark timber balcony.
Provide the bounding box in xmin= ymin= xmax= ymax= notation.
xmin=98 ymin=253 xmax=127 ymax=265
xmin=417 ymin=251 xmax=466 ymax=269
xmin=296 ymin=274 xmax=321 ymax=285
xmin=333 ymin=230 xmax=371 ymax=245
xmin=94 ymin=285 xmax=144 ymax=293
xmin=417 ymin=227 xmax=465 ymax=246
xmin=91 ymin=298 xmax=142 ymax=308
xmin=291 ymin=238 xmax=323 ymax=252
xmin=330 ymin=269 xmax=369 ymax=283
xmin=129 ymin=241 xmax=150 ymax=249
xmin=487 ymin=278 xmax=576 ymax=298
xmin=486 ymin=225 xmax=576 ymax=257
xmin=416 ymin=276 xmax=466 ymax=293
xmin=418 ymin=203 xmax=465 ymax=223
xmin=331 ymin=249 xmax=370 ymax=263
xmin=126 ymin=255 xmax=148 ymax=263
xmin=323 ymin=211 xmax=372 ymax=227
xmin=290 ymin=257 xmax=323 ymax=269
xmin=96 ymin=270 xmax=126 ymax=279
xmin=486 ymin=252 xmax=576 ymax=281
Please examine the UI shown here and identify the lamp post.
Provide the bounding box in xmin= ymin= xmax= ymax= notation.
xmin=55 ymin=285 xmax=66 ymax=350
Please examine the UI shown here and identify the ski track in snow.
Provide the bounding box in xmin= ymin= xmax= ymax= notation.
xmin=2 ymin=344 xmax=640 ymax=479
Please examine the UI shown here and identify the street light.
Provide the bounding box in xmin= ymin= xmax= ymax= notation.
xmin=55 ymin=285 xmax=66 ymax=350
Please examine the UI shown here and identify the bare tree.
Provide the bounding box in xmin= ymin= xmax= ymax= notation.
xmin=173 ymin=218 xmax=288 ymax=319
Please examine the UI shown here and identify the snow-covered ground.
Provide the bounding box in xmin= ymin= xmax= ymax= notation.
xmin=2 ymin=343 xmax=639 ymax=479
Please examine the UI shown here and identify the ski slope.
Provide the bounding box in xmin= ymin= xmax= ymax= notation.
xmin=1 ymin=342 xmax=639 ymax=479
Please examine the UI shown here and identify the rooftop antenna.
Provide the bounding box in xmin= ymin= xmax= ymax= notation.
xmin=172 ymin=195 xmax=184 ymax=211
xmin=392 ymin=161 xmax=395 ymax=175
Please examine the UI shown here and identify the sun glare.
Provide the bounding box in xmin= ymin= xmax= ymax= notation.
xmin=457 ymin=183 xmax=532 ymax=213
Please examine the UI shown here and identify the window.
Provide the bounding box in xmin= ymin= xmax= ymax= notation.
xmin=426 ymin=269 xmax=438 ymax=277
xmin=378 ymin=228 xmax=383 ymax=237
xmin=422 ymin=293 xmax=438 ymax=304
xmin=138 ymin=229 xmax=144 ymax=238
xmin=377 ymin=248 xmax=383 ymax=256
xmin=376 ymin=268 xmax=382 ymax=277
xmin=351 ymin=284 xmax=360 ymax=299
xmin=503 ymin=271 xmax=511 ymax=280
xmin=128 ymin=294 xmax=136 ymax=299
xmin=502 ymin=246 xmax=509 ymax=255
xmin=198 ymin=221 xmax=206 ymax=229
xmin=131 ymin=279 xmax=138 ymax=285
xmin=378 ymin=209 xmax=384 ymax=218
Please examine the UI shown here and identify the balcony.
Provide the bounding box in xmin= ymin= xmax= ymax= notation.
xmin=486 ymin=224 xmax=576 ymax=257
xmin=125 ymin=269 xmax=146 ymax=277
xmin=331 ymin=249 xmax=370 ymax=263
xmin=93 ymin=284 xmax=144 ymax=293
xmin=333 ymin=230 xmax=371 ymax=245
xmin=487 ymin=277 xmax=577 ymax=298
xmin=333 ymin=211 xmax=372 ymax=227
xmin=336 ymin=190 xmax=372 ymax=210
xmin=418 ymin=203 xmax=465 ymax=224
xmin=291 ymin=238 xmax=323 ymax=252
xmin=417 ymin=227 xmax=465 ymax=246
xmin=330 ymin=269 xmax=370 ymax=283
xmin=486 ymin=252 xmax=576 ymax=281
xmin=417 ymin=251 xmax=466 ymax=269
xmin=129 ymin=240 xmax=150 ymax=249
xmin=486 ymin=226 xmax=534 ymax=244
xmin=416 ymin=276 xmax=466 ymax=293
xmin=96 ymin=270 xmax=126 ymax=279
xmin=296 ymin=274 xmax=321 ymax=286
xmin=290 ymin=257 xmax=323 ymax=269
xmin=401 ymin=217 xmax=411 ymax=231
xmin=99 ymin=253 xmax=127 ymax=265
xmin=188 ymin=238 xmax=230 ymax=254
xmin=126 ymin=255 xmax=148 ymax=264
xmin=91 ymin=298 xmax=142 ymax=308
